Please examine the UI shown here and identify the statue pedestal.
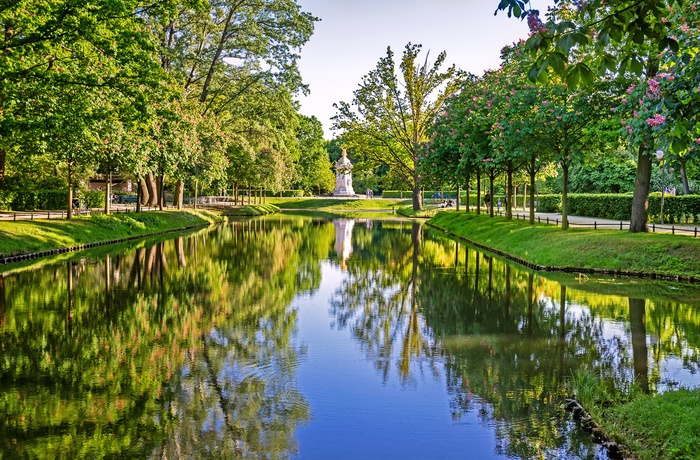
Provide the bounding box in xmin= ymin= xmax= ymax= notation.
xmin=333 ymin=148 xmax=355 ymax=196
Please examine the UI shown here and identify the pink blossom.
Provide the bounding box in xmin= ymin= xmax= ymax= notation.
xmin=646 ymin=114 xmax=666 ymax=126
xmin=626 ymin=126 xmax=633 ymax=135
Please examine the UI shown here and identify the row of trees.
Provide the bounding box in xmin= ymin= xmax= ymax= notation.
xmin=0 ymin=0 xmax=335 ymax=217
xmin=334 ymin=0 xmax=699 ymax=232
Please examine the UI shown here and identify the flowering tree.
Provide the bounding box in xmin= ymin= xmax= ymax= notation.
xmin=496 ymin=0 xmax=696 ymax=232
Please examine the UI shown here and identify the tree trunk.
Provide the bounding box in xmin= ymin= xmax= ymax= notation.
xmin=476 ymin=172 xmax=481 ymax=215
xmin=629 ymin=146 xmax=652 ymax=233
xmin=139 ymin=177 xmax=149 ymax=206
xmin=158 ymin=174 xmax=165 ymax=210
xmin=412 ymin=183 xmax=422 ymax=211
xmin=506 ymin=166 xmax=513 ymax=220
xmin=194 ymin=180 xmax=198 ymax=210
xmin=0 ymin=148 xmax=6 ymax=190
xmin=136 ymin=179 xmax=142 ymax=213
xmin=680 ymin=161 xmax=690 ymax=195
xmin=456 ymin=184 xmax=460 ymax=211
xmin=465 ymin=177 xmax=470 ymax=213
xmin=489 ymin=172 xmax=495 ymax=217
xmin=67 ymin=163 xmax=73 ymax=220
xmin=146 ymin=174 xmax=158 ymax=207
xmin=529 ymin=167 xmax=536 ymax=224
xmin=561 ymin=162 xmax=569 ymax=230
xmin=104 ymin=168 xmax=111 ymax=215
xmin=174 ymin=179 xmax=184 ymax=209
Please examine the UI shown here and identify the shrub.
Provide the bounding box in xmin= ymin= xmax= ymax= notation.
xmin=568 ymin=194 xmax=632 ymax=220
xmin=536 ymin=194 xmax=561 ymax=212
xmin=0 ymin=191 xmax=15 ymax=211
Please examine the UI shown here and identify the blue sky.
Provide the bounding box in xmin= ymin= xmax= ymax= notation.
xmin=295 ymin=0 xmax=548 ymax=137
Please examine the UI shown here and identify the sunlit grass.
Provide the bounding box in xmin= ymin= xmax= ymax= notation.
xmin=265 ymin=197 xmax=410 ymax=210
xmin=429 ymin=211 xmax=700 ymax=277
xmin=0 ymin=210 xmax=219 ymax=258
xmin=568 ymin=370 xmax=700 ymax=460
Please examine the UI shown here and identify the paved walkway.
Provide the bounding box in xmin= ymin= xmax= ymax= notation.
xmin=498 ymin=208 xmax=699 ymax=237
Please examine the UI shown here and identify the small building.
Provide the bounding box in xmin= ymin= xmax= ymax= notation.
xmin=333 ymin=147 xmax=355 ymax=196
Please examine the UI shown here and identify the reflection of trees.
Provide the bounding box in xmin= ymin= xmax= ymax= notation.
xmin=330 ymin=222 xmax=438 ymax=383
xmin=330 ymin=224 xmax=678 ymax=459
xmin=562 ymin=287 xmax=700 ymax=389
xmin=0 ymin=217 xmax=332 ymax=458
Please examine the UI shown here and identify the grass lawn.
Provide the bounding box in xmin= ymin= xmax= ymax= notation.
xmin=429 ymin=211 xmax=700 ymax=278
xmin=570 ymin=371 xmax=700 ymax=460
xmin=265 ymin=197 xmax=410 ymax=211
xmin=0 ymin=209 xmax=220 ymax=258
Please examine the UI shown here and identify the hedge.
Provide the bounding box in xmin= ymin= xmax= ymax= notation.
xmin=0 ymin=189 xmax=106 ymax=211
xmin=383 ymin=190 xmax=458 ymax=199
xmin=542 ymin=193 xmax=700 ymax=224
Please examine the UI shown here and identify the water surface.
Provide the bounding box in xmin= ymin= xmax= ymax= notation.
xmin=1 ymin=217 xmax=699 ymax=459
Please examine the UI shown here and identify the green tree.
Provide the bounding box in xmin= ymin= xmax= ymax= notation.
xmin=495 ymin=0 xmax=691 ymax=232
xmin=334 ymin=43 xmax=457 ymax=211
xmin=293 ymin=115 xmax=335 ymax=194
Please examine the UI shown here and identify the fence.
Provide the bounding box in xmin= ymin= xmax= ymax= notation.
xmin=0 ymin=205 xmax=168 ymax=221
xmin=503 ymin=211 xmax=699 ymax=237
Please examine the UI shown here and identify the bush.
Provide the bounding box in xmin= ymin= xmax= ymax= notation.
xmin=647 ymin=193 xmax=700 ymax=224
xmin=540 ymin=193 xmax=700 ymax=224
xmin=568 ymin=194 xmax=632 ymax=220
xmin=0 ymin=191 xmax=14 ymax=211
xmin=536 ymin=194 xmax=561 ymax=212
xmin=3 ymin=189 xmax=107 ymax=211
xmin=82 ymin=190 xmax=105 ymax=208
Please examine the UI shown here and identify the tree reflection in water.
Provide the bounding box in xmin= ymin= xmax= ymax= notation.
xmin=329 ymin=222 xmax=700 ymax=459
xmin=1 ymin=218 xmax=699 ymax=459
xmin=0 ymin=219 xmax=338 ymax=459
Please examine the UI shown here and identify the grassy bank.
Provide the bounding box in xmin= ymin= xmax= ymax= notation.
xmin=219 ymin=203 xmax=279 ymax=216
xmin=266 ymin=197 xmax=410 ymax=211
xmin=0 ymin=209 xmax=220 ymax=259
xmin=428 ymin=211 xmax=700 ymax=279
xmin=569 ymin=371 xmax=700 ymax=459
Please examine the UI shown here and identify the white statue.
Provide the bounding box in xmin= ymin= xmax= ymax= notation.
xmin=333 ymin=147 xmax=355 ymax=196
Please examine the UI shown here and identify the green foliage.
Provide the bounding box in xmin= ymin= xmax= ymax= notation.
xmin=569 ymin=370 xmax=700 ymax=460
xmin=536 ymin=194 xmax=562 ymax=212
xmin=334 ymin=43 xmax=458 ymax=211
xmin=532 ymin=193 xmax=700 ymax=224
xmin=569 ymin=154 xmax=638 ymax=193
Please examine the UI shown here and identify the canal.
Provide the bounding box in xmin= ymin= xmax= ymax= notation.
xmin=1 ymin=216 xmax=698 ymax=459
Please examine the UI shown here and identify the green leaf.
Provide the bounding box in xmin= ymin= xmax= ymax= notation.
xmin=579 ymin=64 xmax=594 ymax=86
xmin=565 ymin=66 xmax=581 ymax=89
xmin=557 ymin=34 xmax=576 ymax=54
xmin=630 ymin=58 xmax=644 ymax=75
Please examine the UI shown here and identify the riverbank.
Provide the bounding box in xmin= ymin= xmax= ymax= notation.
xmin=428 ymin=212 xmax=700 ymax=280
xmin=568 ymin=371 xmax=700 ymax=460
xmin=0 ymin=209 xmax=221 ymax=262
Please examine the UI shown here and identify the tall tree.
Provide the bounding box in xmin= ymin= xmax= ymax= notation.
xmin=334 ymin=43 xmax=457 ymax=211
xmin=293 ymin=115 xmax=335 ymax=195
xmin=495 ymin=0 xmax=689 ymax=232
